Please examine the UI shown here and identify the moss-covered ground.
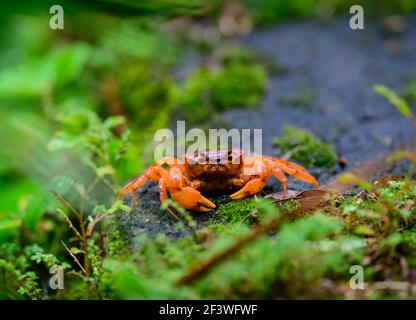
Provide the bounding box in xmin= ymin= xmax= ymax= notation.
xmin=2 ymin=1 xmax=416 ymax=300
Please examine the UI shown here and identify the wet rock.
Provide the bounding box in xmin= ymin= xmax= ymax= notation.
xmin=222 ymin=17 xmax=415 ymax=163
xmin=382 ymin=15 xmax=407 ymax=37
xmin=117 ymin=17 xmax=416 ymax=244
xmin=115 ymin=182 xmax=218 ymax=246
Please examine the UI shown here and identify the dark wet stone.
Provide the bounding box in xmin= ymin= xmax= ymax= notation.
xmin=221 ymin=17 xmax=416 ymax=161
xmin=117 ymin=17 xmax=416 ymax=243
xmin=115 ymin=182 xmax=220 ymax=245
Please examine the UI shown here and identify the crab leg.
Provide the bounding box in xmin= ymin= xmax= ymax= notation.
xmin=116 ymin=164 xmax=167 ymax=209
xmin=158 ymin=177 xmax=168 ymax=204
xmin=116 ymin=157 xmax=184 ymax=209
xmin=158 ymin=177 xmax=181 ymax=221
xmin=270 ymin=157 xmax=320 ymax=188
xmin=272 ymin=167 xmax=287 ymax=194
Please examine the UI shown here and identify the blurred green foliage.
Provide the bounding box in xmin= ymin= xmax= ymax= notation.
xmin=115 ymin=61 xmax=177 ymax=131
xmin=102 ymin=178 xmax=416 ymax=299
xmin=244 ymin=0 xmax=416 ymax=25
xmin=0 ymin=44 xmax=91 ymax=98
xmin=180 ymin=63 xmax=267 ymax=124
xmin=402 ymin=79 xmax=416 ymax=108
xmin=374 ymin=84 xmax=413 ymax=118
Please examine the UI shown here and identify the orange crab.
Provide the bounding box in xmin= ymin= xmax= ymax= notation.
xmin=117 ymin=149 xmax=320 ymax=213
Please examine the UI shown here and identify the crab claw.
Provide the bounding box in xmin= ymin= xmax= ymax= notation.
xmin=229 ymin=178 xmax=265 ymax=200
xmin=171 ymin=187 xmax=216 ymax=212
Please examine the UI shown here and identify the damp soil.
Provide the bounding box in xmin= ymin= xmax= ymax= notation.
xmin=116 ymin=17 xmax=416 ymax=243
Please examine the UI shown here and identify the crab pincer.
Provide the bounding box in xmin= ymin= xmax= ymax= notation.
xmin=170 ymin=187 xmax=216 ymax=212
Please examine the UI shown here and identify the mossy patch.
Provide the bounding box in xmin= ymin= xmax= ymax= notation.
xmin=179 ymin=63 xmax=267 ymax=124
xmin=215 ymin=197 xmax=258 ymax=224
xmin=211 ymin=64 xmax=266 ymax=110
xmin=111 ymin=60 xmax=177 ymax=172
xmin=116 ymin=61 xmax=176 ymax=127
xmin=273 ymin=126 xmax=337 ymax=168
xmin=217 ymin=46 xmax=285 ymax=75
xmin=244 ymin=0 xmax=416 ymax=26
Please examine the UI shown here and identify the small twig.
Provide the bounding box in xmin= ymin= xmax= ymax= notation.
xmin=50 ymin=190 xmax=83 ymax=223
xmin=57 ymin=209 xmax=83 ymax=241
xmin=86 ymin=214 xmax=105 ymax=237
xmin=61 ymin=240 xmax=86 ymax=274
xmin=85 ymin=176 xmax=100 ymax=195
xmin=239 ymin=210 xmax=258 ymax=225
xmin=52 ymin=190 xmax=92 ymax=275
xmin=281 ymin=145 xmax=305 ymax=161
xmin=175 ymin=209 xmax=289 ymax=287
xmin=166 ymin=206 xmax=181 ymax=222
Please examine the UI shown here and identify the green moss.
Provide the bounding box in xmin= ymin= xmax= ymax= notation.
xmin=217 ymin=47 xmax=256 ymax=66
xmin=211 ymin=64 xmax=267 ymax=110
xmin=180 ymin=63 xmax=267 ymax=124
xmin=244 ymin=0 xmax=416 ymax=26
xmin=113 ymin=60 xmax=178 ymax=172
xmin=215 ymin=197 xmax=258 ymax=224
xmin=338 ymin=179 xmax=416 ymax=236
xmin=277 ymin=199 xmax=298 ymax=212
xmin=106 ymin=229 xmax=128 ymax=256
xmin=213 ymin=196 xmax=298 ymax=225
xmin=179 ymin=68 xmax=211 ymax=124
xmin=245 ymin=0 xmax=322 ymax=25
xmin=217 ymin=46 xmax=285 ymax=75
xmin=116 ymin=61 xmax=176 ymax=127
xmin=273 ymin=126 xmax=337 ymax=168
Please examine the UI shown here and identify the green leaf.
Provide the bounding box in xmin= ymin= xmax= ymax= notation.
xmin=0 ymin=63 xmax=53 ymax=97
xmin=107 ymin=201 xmax=131 ymax=214
xmin=0 ymin=43 xmax=91 ymax=98
xmin=338 ymin=173 xmax=373 ymax=191
xmin=373 ymin=84 xmax=413 ymax=118
xmin=95 ymin=165 xmax=115 ymax=177
xmin=0 ymin=218 xmax=22 ymax=230
xmin=354 ymin=225 xmax=375 ymax=236
xmin=103 ymin=116 xmax=126 ymax=129
xmin=50 ymin=44 xmax=91 ymax=87
xmin=47 ymin=137 xmax=77 ymax=151
xmin=70 ymin=247 xmax=82 ymax=255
